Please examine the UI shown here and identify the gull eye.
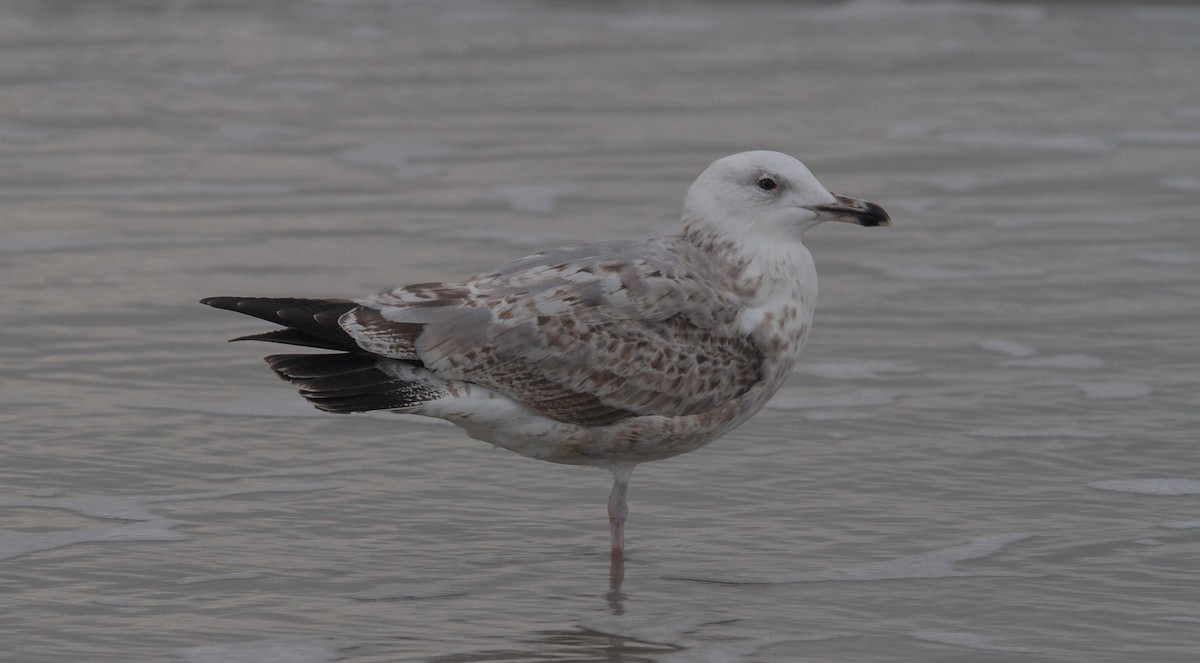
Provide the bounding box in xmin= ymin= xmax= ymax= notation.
xmin=756 ymin=176 xmax=778 ymax=191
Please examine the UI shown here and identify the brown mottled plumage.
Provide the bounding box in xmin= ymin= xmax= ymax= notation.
xmin=344 ymin=238 xmax=765 ymax=428
xmin=201 ymin=150 xmax=889 ymax=556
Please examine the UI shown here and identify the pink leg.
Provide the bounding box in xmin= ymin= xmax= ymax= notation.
xmin=607 ymin=466 xmax=633 ymax=557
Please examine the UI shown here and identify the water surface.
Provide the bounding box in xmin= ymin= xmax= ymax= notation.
xmin=2 ymin=1 xmax=1198 ymax=661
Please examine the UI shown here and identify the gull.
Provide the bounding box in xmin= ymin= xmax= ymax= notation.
xmin=201 ymin=151 xmax=889 ymax=557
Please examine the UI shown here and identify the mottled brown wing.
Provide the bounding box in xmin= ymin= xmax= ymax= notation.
xmin=344 ymin=239 xmax=765 ymax=426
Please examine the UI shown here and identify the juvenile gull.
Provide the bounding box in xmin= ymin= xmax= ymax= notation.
xmin=201 ymin=151 xmax=889 ymax=556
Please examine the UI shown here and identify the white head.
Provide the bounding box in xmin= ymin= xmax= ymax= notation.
xmin=682 ymin=150 xmax=889 ymax=246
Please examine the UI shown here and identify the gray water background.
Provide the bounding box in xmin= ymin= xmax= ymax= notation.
xmin=1 ymin=1 xmax=1198 ymax=661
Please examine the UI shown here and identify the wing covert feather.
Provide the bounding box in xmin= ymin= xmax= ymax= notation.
xmin=343 ymin=238 xmax=764 ymax=425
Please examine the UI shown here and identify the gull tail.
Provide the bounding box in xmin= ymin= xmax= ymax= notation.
xmin=202 ymin=296 xmax=445 ymax=414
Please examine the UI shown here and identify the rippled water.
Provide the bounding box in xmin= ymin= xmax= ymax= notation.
xmin=3 ymin=1 xmax=1198 ymax=661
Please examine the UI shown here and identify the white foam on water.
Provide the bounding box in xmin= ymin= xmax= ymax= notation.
xmin=423 ymin=223 xmax=581 ymax=247
xmin=896 ymin=174 xmax=990 ymax=192
xmin=982 ymin=211 xmax=1136 ymax=229
xmin=146 ymin=483 xmax=338 ymax=504
xmin=0 ymin=123 xmax=52 ymax=143
xmin=0 ymin=233 xmax=233 ymax=254
xmin=883 ymin=197 xmax=943 ymax=216
xmin=140 ymin=395 xmax=343 ymax=419
xmin=1136 ymin=251 xmax=1200 ymax=265
xmin=138 ymin=396 xmax=449 ymax=425
xmin=1057 ymin=381 xmax=1153 ymax=399
xmin=1089 ymin=479 xmax=1200 ymax=496
xmin=480 ymin=184 xmax=586 ymax=214
xmin=608 ymin=14 xmax=714 ymax=33
xmin=0 ymin=393 xmax=43 ymax=406
xmin=0 ymin=494 xmax=169 ymax=521
xmin=967 ymin=427 xmax=1109 ymax=439
xmin=1117 ymin=130 xmax=1200 ymax=145
xmin=580 ymin=611 xmax=735 ymax=645
xmin=654 ymin=635 xmax=845 ymax=663
xmin=979 ymin=339 xmax=1037 ymax=358
xmin=1001 ymin=354 xmax=1105 ymax=370
xmin=0 ymin=484 xmax=336 ymax=520
xmin=205 ymin=464 xmax=362 ymax=481
xmin=937 ymin=131 xmax=1113 ymax=153
xmin=176 ymin=570 xmax=266 ymax=585
xmin=92 ymin=596 xmax=134 ymax=606
xmin=796 ymin=361 xmax=920 ymax=380
xmin=1161 ymin=177 xmax=1200 ymax=192
xmin=155 ymin=70 xmax=243 ymax=88
xmin=766 ymin=388 xmax=896 ymax=410
xmin=1161 ymin=520 xmax=1200 ymax=529
xmin=875 ymin=264 xmax=1043 ymax=280
xmin=910 ymin=630 xmax=1034 ymax=653
xmin=0 ymin=483 xmax=333 ymax=561
xmin=0 ymin=521 xmax=189 ymax=561
xmin=0 ymin=182 xmax=294 ymax=201
xmin=180 ymin=638 xmax=337 ymax=663
xmin=802 ymin=411 xmax=875 ymax=421
xmin=386 ymin=220 xmax=579 ymax=248
xmin=806 ymin=0 xmax=1044 ymax=22
xmin=463 ymin=551 xmax=557 ymax=565
xmin=338 ymin=140 xmax=454 ymax=180
xmin=669 ymin=533 xmax=1033 ymax=584
xmin=1135 ymin=539 xmax=1163 ymax=546
xmin=257 ymin=78 xmax=336 ymax=93
xmin=211 ymin=122 xmax=301 ymax=142
xmin=349 ymin=582 xmax=464 ymax=601
xmin=884 ymin=120 xmax=938 ymax=139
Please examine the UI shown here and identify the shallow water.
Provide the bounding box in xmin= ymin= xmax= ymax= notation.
xmin=2 ymin=1 xmax=1198 ymax=661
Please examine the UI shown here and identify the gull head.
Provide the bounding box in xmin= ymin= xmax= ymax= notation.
xmin=682 ymin=151 xmax=890 ymax=244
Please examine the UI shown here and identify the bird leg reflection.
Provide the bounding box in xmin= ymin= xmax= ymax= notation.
xmin=607 ymin=549 xmax=626 ymax=611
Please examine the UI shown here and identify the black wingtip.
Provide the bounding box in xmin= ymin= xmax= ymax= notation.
xmin=199 ymin=296 xmax=361 ymax=352
xmin=200 ymin=296 xmax=240 ymax=311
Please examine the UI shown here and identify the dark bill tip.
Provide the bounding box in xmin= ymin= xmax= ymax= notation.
xmin=807 ymin=195 xmax=891 ymax=227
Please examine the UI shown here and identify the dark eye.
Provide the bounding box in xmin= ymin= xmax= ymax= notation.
xmin=757 ymin=176 xmax=778 ymax=191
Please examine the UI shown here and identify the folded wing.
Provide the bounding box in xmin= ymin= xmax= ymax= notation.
xmin=343 ymin=239 xmax=765 ymax=425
